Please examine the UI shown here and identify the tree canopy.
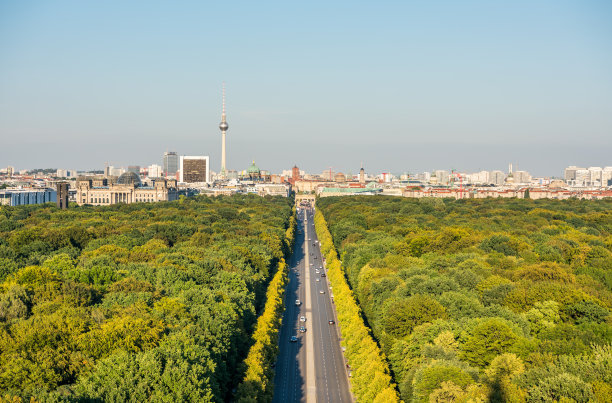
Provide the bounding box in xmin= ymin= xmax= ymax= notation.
xmin=317 ymin=196 xmax=612 ymax=402
xmin=0 ymin=195 xmax=293 ymax=402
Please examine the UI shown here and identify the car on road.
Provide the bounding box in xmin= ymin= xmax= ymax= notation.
xmin=300 ymin=316 xmax=306 ymax=322
xmin=321 ymin=273 xmax=326 ymax=277
xmin=316 ymin=278 xmax=320 ymax=282
xmin=290 ymin=336 xmax=298 ymax=342
xmin=315 ymin=270 xmax=320 ymax=273
xmin=295 ymin=299 xmax=301 ymax=306
xmin=320 ymin=290 xmax=325 ymax=294
xmin=328 ymin=320 xmax=335 ymax=325
xmin=299 ymin=326 xmax=306 ymax=333
xmin=296 ymin=272 xmax=299 ymax=276
xmin=314 ymin=256 xmax=317 ymax=259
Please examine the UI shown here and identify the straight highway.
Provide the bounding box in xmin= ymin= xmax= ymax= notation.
xmin=273 ymin=205 xmax=352 ymax=403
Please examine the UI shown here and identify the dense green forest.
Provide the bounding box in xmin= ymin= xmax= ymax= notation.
xmin=0 ymin=195 xmax=294 ymax=402
xmin=315 ymin=211 xmax=400 ymax=402
xmin=317 ymin=196 xmax=612 ymax=402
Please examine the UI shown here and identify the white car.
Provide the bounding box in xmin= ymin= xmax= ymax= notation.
xmin=315 ymin=270 xmax=320 ymax=274
xmin=295 ymin=299 xmax=301 ymax=306
xmin=319 ymin=290 xmax=325 ymax=294
xmin=316 ymin=278 xmax=320 ymax=282
xmin=300 ymin=316 xmax=306 ymax=322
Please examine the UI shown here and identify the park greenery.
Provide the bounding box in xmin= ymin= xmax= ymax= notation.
xmin=315 ymin=210 xmax=401 ymax=402
xmin=235 ymin=209 xmax=296 ymax=402
xmin=0 ymin=195 xmax=294 ymax=402
xmin=317 ymin=196 xmax=612 ymax=402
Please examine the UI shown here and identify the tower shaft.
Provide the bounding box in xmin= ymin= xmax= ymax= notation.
xmin=219 ymin=83 xmax=229 ymax=175
xmin=221 ymin=132 xmax=226 ymax=172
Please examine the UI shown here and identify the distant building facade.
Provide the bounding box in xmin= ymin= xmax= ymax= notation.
xmin=180 ymin=156 xmax=210 ymax=183
xmin=56 ymin=183 xmax=69 ymax=209
xmin=163 ymin=151 xmax=179 ymax=176
xmin=0 ymin=188 xmax=57 ymax=206
xmin=76 ymin=173 xmax=178 ymax=206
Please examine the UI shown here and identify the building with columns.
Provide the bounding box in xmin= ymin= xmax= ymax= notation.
xmin=76 ymin=172 xmax=178 ymax=206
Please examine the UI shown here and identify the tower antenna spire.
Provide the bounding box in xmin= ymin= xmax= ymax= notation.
xmin=222 ymin=82 xmax=226 ymax=117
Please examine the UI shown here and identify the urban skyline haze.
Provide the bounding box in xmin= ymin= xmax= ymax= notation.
xmin=1 ymin=1 xmax=611 ymax=176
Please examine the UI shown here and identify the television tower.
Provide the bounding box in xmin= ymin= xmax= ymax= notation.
xmin=219 ymin=83 xmax=229 ymax=176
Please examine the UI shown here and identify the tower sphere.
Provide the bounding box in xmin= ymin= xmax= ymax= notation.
xmin=219 ymin=121 xmax=229 ymax=131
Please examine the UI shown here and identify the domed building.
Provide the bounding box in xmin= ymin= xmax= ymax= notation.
xmin=334 ymin=172 xmax=346 ymax=183
xmin=247 ymin=160 xmax=261 ymax=180
xmin=76 ymin=172 xmax=177 ymax=206
xmin=117 ymin=171 xmax=142 ymax=186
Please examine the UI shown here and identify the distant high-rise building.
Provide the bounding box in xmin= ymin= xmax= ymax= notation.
xmin=105 ymin=165 xmax=126 ymax=177
xmin=219 ymin=84 xmax=229 ymax=176
xmin=359 ymin=165 xmax=365 ymax=184
xmin=434 ymin=170 xmax=450 ymax=185
xmin=588 ymin=167 xmax=603 ymax=186
xmin=603 ymin=167 xmax=612 ymax=186
xmin=180 ymin=156 xmax=210 ymax=183
xmin=148 ymin=164 xmax=163 ymax=178
xmin=564 ymin=166 xmax=585 ymax=182
xmin=489 ymin=170 xmax=506 ymax=186
xmin=513 ymin=171 xmax=531 ymax=184
xmin=467 ymin=171 xmax=490 ymax=184
xmin=56 ymin=183 xmax=69 ymax=209
xmin=163 ymin=152 xmax=179 ymax=176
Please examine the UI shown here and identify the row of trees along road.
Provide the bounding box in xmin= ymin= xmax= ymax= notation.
xmin=235 ymin=208 xmax=296 ymax=402
xmin=0 ymin=195 xmax=293 ymax=402
xmin=314 ymin=209 xmax=401 ymax=402
xmin=317 ymin=196 xmax=612 ymax=402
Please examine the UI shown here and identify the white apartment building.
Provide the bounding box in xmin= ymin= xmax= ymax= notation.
xmin=489 ymin=171 xmax=506 ymax=186
xmin=434 ymin=170 xmax=450 ymax=185
xmin=513 ymin=171 xmax=531 ymax=184
xmin=467 ymin=170 xmax=490 ymax=184
xmin=566 ymin=165 xmax=612 ymax=187
xmin=148 ymin=164 xmax=163 ymax=178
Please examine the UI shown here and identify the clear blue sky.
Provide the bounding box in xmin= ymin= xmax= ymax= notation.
xmin=1 ymin=1 xmax=611 ymax=176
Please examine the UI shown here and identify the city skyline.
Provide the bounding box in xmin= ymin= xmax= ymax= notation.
xmin=1 ymin=1 xmax=611 ymax=175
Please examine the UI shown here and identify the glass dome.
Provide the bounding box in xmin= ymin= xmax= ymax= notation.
xmin=117 ymin=171 xmax=142 ymax=186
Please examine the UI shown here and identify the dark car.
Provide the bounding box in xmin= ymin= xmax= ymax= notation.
xmin=299 ymin=326 xmax=306 ymax=333
xmin=328 ymin=320 xmax=335 ymax=325
xmin=290 ymin=336 xmax=298 ymax=342
xmin=321 ymin=273 xmax=326 ymax=277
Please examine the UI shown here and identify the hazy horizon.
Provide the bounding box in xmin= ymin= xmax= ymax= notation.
xmin=2 ymin=1 xmax=611 ymax=177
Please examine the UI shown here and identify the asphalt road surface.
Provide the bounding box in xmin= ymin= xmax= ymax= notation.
xmin=272 ymin=206 xmax=352 ymax=403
